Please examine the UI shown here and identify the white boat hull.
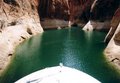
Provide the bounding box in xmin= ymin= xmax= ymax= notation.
xmin=15 ymin=66 xmax=101 ymax=83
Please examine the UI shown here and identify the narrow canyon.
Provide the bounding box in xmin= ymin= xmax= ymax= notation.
xmin=0 ymin=0 xmax=120 ymax=79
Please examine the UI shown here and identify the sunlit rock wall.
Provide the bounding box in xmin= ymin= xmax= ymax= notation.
xmin=105 ymin=7 xmax=120 ymax=68
xmin=0 ymin=0 xmax=43 ymax=73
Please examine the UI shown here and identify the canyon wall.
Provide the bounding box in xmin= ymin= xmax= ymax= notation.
xmin=39 ymin=0 xmax=119 ymax=30
xmin=39 ymin=0 xmax=93 ymax=21
xmin=82 ymin=0 xmax=120 ymax=69
xmin=38 ymin=0 xmax=70 ymax=29
xmin=0 ymin=0 xmax=43 ymax=73
xmin=0 ymin=0 xmax=120 ymax=74
xmin=39 ymin=0 xmax=94 ymax=29
xmin=83 ymin=0 xmax=119 ymax=31
xmin=39 ymin=0 xmax=69 ymax=20
xmin=105 ymin=7 xmax=120 ymax=69
xmin=38 ymin=0 xmax=120 ymax=70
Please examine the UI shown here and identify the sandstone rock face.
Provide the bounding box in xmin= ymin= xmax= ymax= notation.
xmin=39 ymin=0 xmax=94 ymax=28
xmin=39 ymin=0 xmax=70 ymax=28
xmin=68 ymin=0 xmax=93 ymax=22
xmin=81 ymin=0 xmax=120 ymax=70
xmin=39 ymin=0 xmax=119 ymax=29
xmin=105 ymin=7 xmax=120 ymax=69
xmin=39 ymin=0 xmax=69 ymax=20
xmin=105 ymin=23 xmax=120 ymax=69
xmin=105 ymin=8 xmax=120 ymax=43
xmin=83 ymin=20 xmax=110 ymax=31
xmin=0 ymin=0 xmax=43 ymax=74
xmin=83 ymin=0 xmax=119 ymax=31
xmin=90 ymin=0 xmax=119 ymax=21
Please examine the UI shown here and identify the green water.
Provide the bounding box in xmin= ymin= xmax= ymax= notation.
xmin=0 ymin=28 xmax=120 ymax=83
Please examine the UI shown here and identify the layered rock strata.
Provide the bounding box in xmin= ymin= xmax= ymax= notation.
xmin=0 ymin=0 xmax=43 ymax=74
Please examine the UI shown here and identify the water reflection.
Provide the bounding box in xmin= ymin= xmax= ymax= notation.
xmin=0 ymin=28 xmax=120 ymax=83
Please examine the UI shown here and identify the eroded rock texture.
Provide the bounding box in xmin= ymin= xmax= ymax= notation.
xmin=39 ymin=0 xmax=69 ymax=20
xmin=39 ymin=0 xmax=94 ymax=28
xmin=68 ymin=0 xmax=93 ymax=22
xmin=83 ymin=0 xmax=120 ymax=31
xmin=0 ymin=0 xmax=43 ymax=73
xmin=39 ymin=0 xmax=119 ymax=30
xmin=39 ymin=0 xmax=70 ymax=29
xmin=105 ymin=7 xmax=120 ymax=68
xmin=105 ymin=8 xmax=120 ymax=42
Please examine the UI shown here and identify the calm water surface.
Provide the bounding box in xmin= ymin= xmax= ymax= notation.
xmin=0 ymin=28 xmax=120 ymax=83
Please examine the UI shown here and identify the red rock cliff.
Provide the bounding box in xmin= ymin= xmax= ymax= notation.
xmin=39 ymin=0 xmax=119 ymax=28
xmin=38 ymin=0 xmax=94 ymax=22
